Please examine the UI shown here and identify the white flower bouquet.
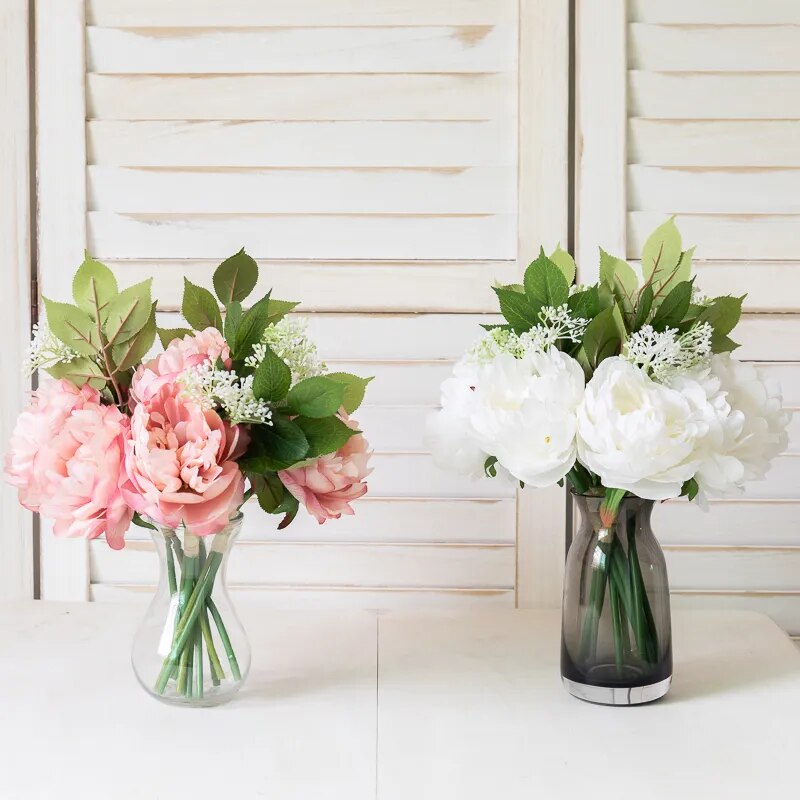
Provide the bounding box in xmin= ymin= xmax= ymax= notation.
xmin=427 ymin=219 xmax=789 ymax=701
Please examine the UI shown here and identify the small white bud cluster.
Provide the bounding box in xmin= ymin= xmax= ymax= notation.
xmin=245 ymin=317 xmax=325 ymax=384
xmin=24 ymin=322 xmax=79 ymax=376
xmin=624 ymin=322 xmax=713 ymax=383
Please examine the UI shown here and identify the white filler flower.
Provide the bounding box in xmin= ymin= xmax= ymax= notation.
xmin=673 ymin=354 xmax=789 ymax=496
xmin=577 ymin=357 xmax=705 ymax=500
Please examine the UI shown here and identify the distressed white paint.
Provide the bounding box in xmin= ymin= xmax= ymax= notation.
xmin=0 ymin=0 xmax=33 ymax=600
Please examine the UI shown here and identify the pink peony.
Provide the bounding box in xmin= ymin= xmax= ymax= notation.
xmin=4 ymin=379 xmax=132 ymax=549
xmin=131 ymin=327 xmax=231 ymax=405
xmin=121 ymin=381 xmax=248 ymax=536
xmin=279 ymin=413 xmax=371 ymax=524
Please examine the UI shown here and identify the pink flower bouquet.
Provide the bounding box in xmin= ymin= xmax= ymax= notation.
xmin=5 ymin=251 xmax=372 ymax=704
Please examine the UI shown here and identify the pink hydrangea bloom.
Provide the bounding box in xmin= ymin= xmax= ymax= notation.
xmin=279 ymin=413 xmax=371 ymax=524
xmin=131 ymin=327 xmax=231 ymax=405
xmin=121 ymin=381 xmax=248 ymax=536
xmin=4 ymin=379 xmax=132 ymax=549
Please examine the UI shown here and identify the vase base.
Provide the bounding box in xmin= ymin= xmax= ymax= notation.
xmin=562 ymin=675 xmax=671 ymax=706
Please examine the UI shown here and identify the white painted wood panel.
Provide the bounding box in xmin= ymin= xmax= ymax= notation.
xmin=629 ymin=71 xmax=800 ymax=120
xmin=628 ymin=166 xmax=800 ymax=214
xmin=665 ymin=546 xmax=800 ymax=592
xmin=122 ymin=497 xmax=517 ymax=544
xmin=671 ymin=592 xmax=800 ymax=635
xmin=0 ymin=0 xmax=33 ymax=600
xmin=87 ymin=25 xmax=516 ymax=74
xmin=88 ymin=120 xmax=516 ymax=168
xmin=90 ymin=540 xmax=516 ymax=588
xmin=629 ymin=23 xmax=800 ymax=71
xmin=86 ymin=0 xmax=518 ymax=27
xmin=627 ymin=213 xmax=800 ymax=261
xmin=87 ymin=73 xmax=515 ymax=121
xmin=91 ymin=584 xmax=516 ymax=609
xmin=88 ymin=212 xmax=516 ymax=261
xmin=629 ymin=0 xmax=800 ymax=24
xmin=689 ymin=263 xmax=800 ymax=313
xmin=629 ymin=119 xmax=800 ymax=168
xmin=656 ymin=500 xmax=800 ymax=546
xmin=104 ymin=260 xmax=517 ymax=314
xmin=88 ymin=166 xmax=516 ymax=215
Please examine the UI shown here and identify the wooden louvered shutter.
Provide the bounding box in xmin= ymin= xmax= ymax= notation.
xmin=36 ymin=0 xmax=570 ymax=607
xmin=576 ymin=0 xmax=800 ymax=642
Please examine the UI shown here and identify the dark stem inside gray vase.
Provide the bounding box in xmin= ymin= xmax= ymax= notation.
xmin=561 ymin=494 xmax=672 ymax=705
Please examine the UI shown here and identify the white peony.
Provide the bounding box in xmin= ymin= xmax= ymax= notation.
xmin=673 ymin=354 xmax=789 ymax=496
xmin=428 ymin=347 xmax=585 ymax=487
xmin=466 ymin=349 xmax=585 ymax=486
xmin=577 ymin=357 xmax=706 ymax=500
xmin=425 ymin=360 xmax=488 ymax=478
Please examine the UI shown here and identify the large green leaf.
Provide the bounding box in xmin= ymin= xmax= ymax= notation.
xmin=72 ymin=255 xmax=118 ymax=320
xmin=548 ymin=244 xmax=577 ymax=285
xmin=633 ymin=284 xmax=654 ymax=331
xmin=224 ymin=301 xmax=242 ymax=344
xmin=181 ymin=278 xmax=222 ymax=332
xmin=493 ymin=287 xmax=538 ymax=334
xmin=641 ymin=217 xmax=683 ymax=295
xmin=599 ymin=248 xmax=639 ymax=317
xmin=104 ymin=279 xmax=153 ymax=346
xmin=295 ymin=415 xmax=359 ymax=458
xmin=157 ymin=327 xmax=193 ymax=349
xmin=43 ymin=298 xmax=99 ymax=357
xmin=266 ymin=299 xmax=300 ymax=326
xmin=581 ymin=306 xmax=623 ymax=369
xmin=286 ymin=376 xmax=346 ymax=418
xmin=113 ymin=302 xmax=157 ymax=370
xmin=239 ymin=416 xmax=309 ymax=472
xmin=47 ymin=356 xmax=106 ymax=389
xmin=650 ymin=280 xmax=693 ymax=332
xmin=248 ymin=472 xmax=286 ymax=513
xmin=567 ymin=286 xmax=600 ymax=321
xmin=523 ymin=250 xmax=569 ymax=310
xmin=234 ymin=293 xmax=271 ymax=360
xmin=325 ymin=372 xmax=373 ymax=414
xmin=252 ymin=344 xmax=291 ymax=402
xmin=212 ymin=249 xmax=258 ymax=305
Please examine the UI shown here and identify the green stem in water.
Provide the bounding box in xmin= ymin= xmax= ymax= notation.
xmin=579 ymin=538 xmax=610 ymax=663
xmin=609 ymin=576 xmax=624 ymax=676
xmin=201 ymin=609 xmax=224 ymax=686
xmin=207 ymin=596 xmax=242 ymax=681
xmin=194 ymin=624 xmax=203 ymax=699
xmin=165 ymin=535 xmax=177 ymax=596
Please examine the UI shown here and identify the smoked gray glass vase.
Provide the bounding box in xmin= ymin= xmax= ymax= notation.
xmin=561 ymin=495 xmax=672 ymax=705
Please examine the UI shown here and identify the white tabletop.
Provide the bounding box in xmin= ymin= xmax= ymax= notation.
xmin=0 ymin=603 xmax=798 ymax=800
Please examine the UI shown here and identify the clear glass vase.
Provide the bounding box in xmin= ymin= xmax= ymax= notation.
xmin=132 ymin=514 xmax=251 ymax=707
xmin=561 ymin=495 xmax=672 ymax=705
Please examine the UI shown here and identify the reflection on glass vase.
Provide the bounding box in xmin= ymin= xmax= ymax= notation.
xmin=132 ymin=514 xmax=251 ymax=707
xmin=561 ymin=495 xmax=672 ymax=705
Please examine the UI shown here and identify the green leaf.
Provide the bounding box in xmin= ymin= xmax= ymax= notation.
xmin=46 ymin=356 xmax=106 ymax=389
xmin=325 ymin=372 xmax=373 ymax=414
xmin=276 ymin=491 xmax=300 ymax=530
xmin=104 ymin=279 xmax=153 ymax=345
xmin=681 ymin=478 xmax=699 ymax=501
xmin=493 ymin=287 xmax=538 ymax=334
xmin=697 ymin=295 xmax=744 ymax=337
xmin=182 ymin=278 xmax=222 ymax=332
xmin=43 ymin=298 xmax=99 ymax=357
xmin=650 ymin=280 xmax=693 ymax=332
xmin=239 ymin=417 xmax=309 ymax=472
xmin=523 ymin=250 xmax=569 ymax=310
xmin=549 ymin=244 xmax=577 ymax=285
xmin=72 ymin=255 xmax=118 ymax=320
xmin=295 ymin=415 xmax=359 ymax=458
xmin=248 ymin=472 xmax=286 ymax=514
xmin=581 ymin=306 xmax=623 ymax=369
xmin=233 ymin=293 xmax=271 ymax=360
xmin=641 ymin=217 xmax=683 ymax=295
xmin=633 ymin=284 xmax=654 ymax=331
xmin=484 ymin=456 xmax=498 ymax=478
xmin=676 ymin=246 xmax=695 ymax=284
xmin=599 ymin=249 xmax=639 ymax=317
xmin=224 ymin=301 xmax=242 ymax=344
xmin=113 ymin=301 xmax=157 ymax=370
xmin=212 ymin=249 xmax=259 ymax=305
xmin=131 ymin=512 xmax=158 ymax=531
xmin=286 ymin=376 xmax=346 ymax=418
xmin=567 ymin=286 xmax=600 ymax=320
xmin=710 ymin=332 xmax=740 ymax=353
xmin=266 ymin=299 xmax=300 ymax=326
xmin=157 ymin=327 xmax=193 ymax=349
xmin=252 ymin=344 xmax=291 ymax=402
